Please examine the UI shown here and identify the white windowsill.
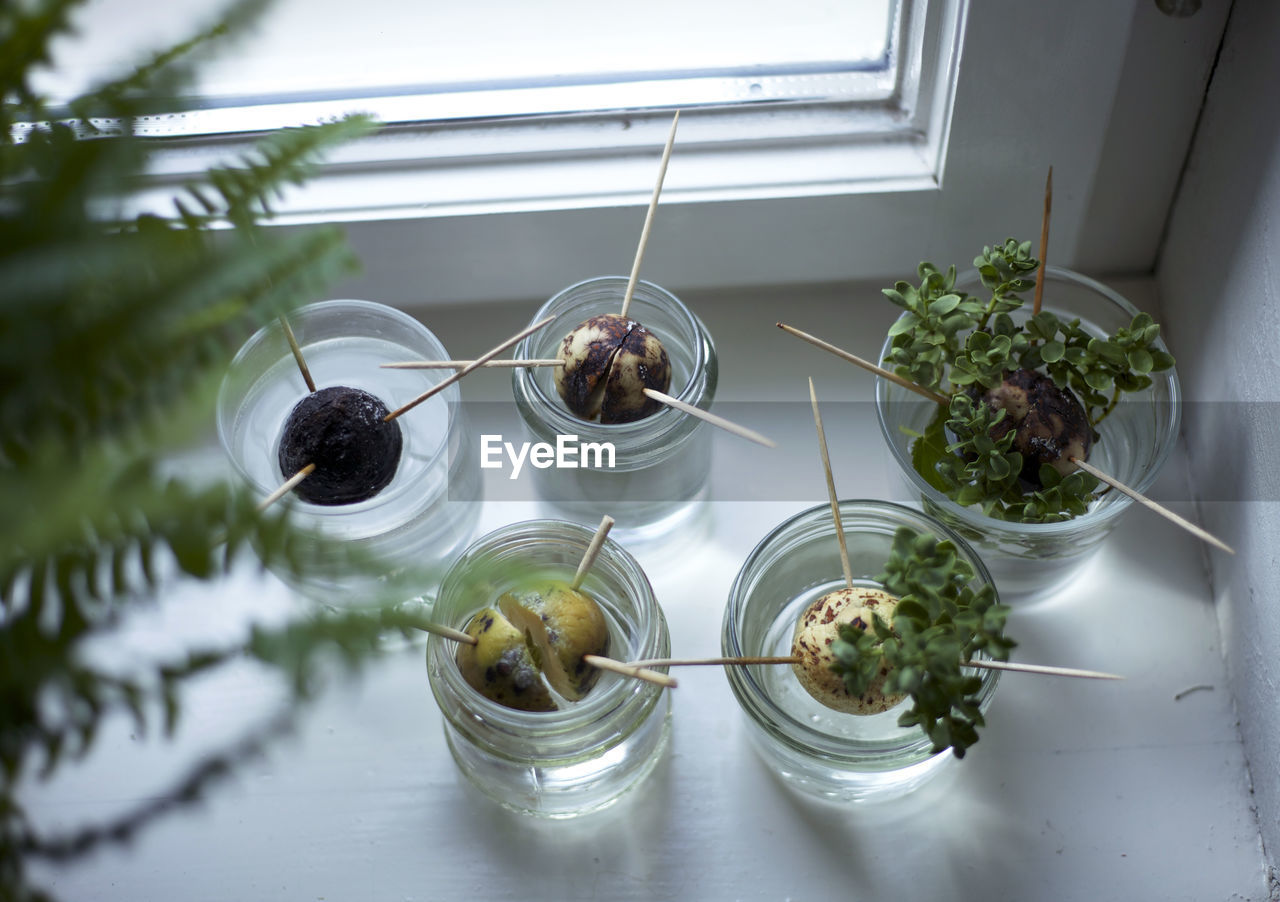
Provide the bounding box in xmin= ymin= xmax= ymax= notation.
xmin=20 ymin=278 xmax=1267 ymax=901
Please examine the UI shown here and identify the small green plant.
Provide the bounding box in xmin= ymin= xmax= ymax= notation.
xmin=826 ymin=527 xmax=1014 ymax=758
xmin=882 ymin=239 xmax=1174 ymax=522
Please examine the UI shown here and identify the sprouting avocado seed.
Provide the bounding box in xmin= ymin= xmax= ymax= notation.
xmin=277 ymin=385 xmax=402 ymax=505
xmin=499 ymin=580 xmax=610 ymax=701
xmin=976 ymin=368 xmax=1093 ymax=484
xmin=454 ymin=607 xmax=557 ymax=712
xmin=791 ymin=587 xmax=904 ymax=715
xmin=554 ymin=313 xmax=671 ymax=424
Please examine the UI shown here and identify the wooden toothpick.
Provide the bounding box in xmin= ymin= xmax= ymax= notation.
xmin=1069 ymin=456 xmax=1235 ymax=554
xmin=416 ymin=620 xmax=479 ymax=646
xmin=571 ymin=515 xmax=615 ymax=591
xmin=280 ymin=315 xmax=317 ymax=394
xmin=383 ymin=316 xmax=555 ymax=422
xmin=381 ymin=358 xmax=564 ymax=370
xmin=1033 ymin=166 xmax=1053 ymax=316
xmin=620 ymin=110 xmax=680 ymax=320
xmin=566 ymin=515 xmax=678 ymax=689
xmin=964 ymin=658 xmax=1122 ymax=680
xmin=256 ymin=463 xmax=315 ymax=512
xmin=260 ymin=315 xmax=319 ymax=512
xmin=641 ymin=388 xmax=776 ymax=448
xmin=809 ymin=378 xmax=853 ymax=589
xmin=622 ymin=655 xmax=1122 ymax=680
xmin=583 ymin=654 xmax=679 ymax=689
xmin=628 ymin=656 xmax=801 ymax=669
xmin=777 ymin=322 xmax=949 ymax=406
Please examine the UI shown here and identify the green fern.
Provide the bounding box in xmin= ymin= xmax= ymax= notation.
xmin=0 ymin=3 xmax=430 ymax=899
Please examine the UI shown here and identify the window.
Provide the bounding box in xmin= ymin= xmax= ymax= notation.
xmin=40 ymin=0 xmax=902 ymax=128
xmin=27 ymin=1 xmax=1221 ymax=303
xmin=37 ymin=0 xmax=959 ymax=222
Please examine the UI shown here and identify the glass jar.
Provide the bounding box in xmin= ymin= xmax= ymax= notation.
xmin=426 ymin=519 xmax=672 ymax=818
xmin=875 ymin=266 xmax=1181 ymax=601
xmin=511 ymin=276 xmax=718 ymax=550
xmin=722 ymin=500 xmax=1001 ymax=803
xmin=216 ymin=299 xmax=481 ymax=603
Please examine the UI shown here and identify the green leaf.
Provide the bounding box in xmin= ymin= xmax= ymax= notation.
xmin=1040 ymin=339 xmax=1065 ymax=363
xmin=1084 ymin=369 xmax=1113 ymax=392
xmin=1127 ymin=347 xmax=1153 ymax=374
xmin=888 ymin=313 xmax=921 ymax=336
xmin=928 ymin=294 xmax=962 ymax=316
xmin=908 ymin=407 xmax=955 ymax=493
xmin=882 ymin=288 xmax=911 ymax=309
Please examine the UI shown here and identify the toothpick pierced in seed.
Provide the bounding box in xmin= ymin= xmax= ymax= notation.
xmin=256 ymin=463 xmax=314 ymax=512
xmin=1033 ymin=166 xmax=1053 ymax=316
xmin=583 ymin=655 xmax=678 ymax=689
xmin=620 ymin=110 xmax=680 ymax=321
xmin=280 ymin=314 xmax=317 ymax=394
xmin=258 ymin=315 xmax=320 ymax=509
xmin=777 ymin=322 xmax=949 ymax=406
xmin=1069 ymin=456 xmax=1235 ymax=554
xmin=415 ymin=620 xmax=479 ymax=646
xmin=383 ymin=316 xmax=555 ymax=422
xmin=380 ymin=359 xmax=564 ymax=370
xmin=641 ymin=388 xmax=776 ymax=448
xmin=568 ymin=514 xmax=678 ymax=689
xmin=622 ymin=655 xmax=1122 ymax=680
xmin=963 ymin=659 xmax=1122 ymax=680
xmin=571 ymin=515 xmax=615 ymax=591
xmin=809 ymin=378 xmax=853 ymax=589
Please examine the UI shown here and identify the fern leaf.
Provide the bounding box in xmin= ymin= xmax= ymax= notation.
xmin=0 ymin=0 xmax=80 ymax=130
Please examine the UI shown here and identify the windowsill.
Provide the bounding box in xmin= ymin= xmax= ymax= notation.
xmin=21 ymin=278 xmax=1266 ymax=901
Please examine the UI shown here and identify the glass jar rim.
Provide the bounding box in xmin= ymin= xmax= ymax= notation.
xmin=427 ymin=518 xmax=667 ymax=736
xmin=216 ymin=298 xmax=461 ymax=517
xmin=513 ymin=275 xmax=710 ymax=442
xmin=874 ymin=265 xmax=1183 ymax=536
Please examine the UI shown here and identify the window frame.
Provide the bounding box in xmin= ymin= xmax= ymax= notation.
xmin=115 ymin=0 xmax=959 ymax=224
xmin=90 ymin=1 xmax=1226 ymax=307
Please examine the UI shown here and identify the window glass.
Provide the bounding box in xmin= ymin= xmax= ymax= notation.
xmin=38 ymin=0 xmax=897 ymax=131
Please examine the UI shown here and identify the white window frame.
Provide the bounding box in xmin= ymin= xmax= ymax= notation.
xmin=122 ymin=0 xmax=957 ymax=223
xmin=117 ymin=0 xmax=1225 ymax=305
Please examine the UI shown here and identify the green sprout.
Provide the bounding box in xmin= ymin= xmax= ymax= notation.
xmin=883 ymin=240 xmax=1174 ymax=523
xmin=826 ymin=527 xmax=1015 ymax=758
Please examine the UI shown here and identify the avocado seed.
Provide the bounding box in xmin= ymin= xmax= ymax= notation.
xmin=977 ymin=368 xmax=1093 ymax=484
xmin=791 ymin=587 xmax=904 ymax=715
xmin=554 ymin=314 xmax=671 ymax=424
xmin=277 ymin=385 xmax=402 ymax=505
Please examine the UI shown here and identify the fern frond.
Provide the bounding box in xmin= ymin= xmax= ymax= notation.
xmin=1 ymin=2 xmax=400 ymax=896
xmin=0 ymin=224 xmax=358 ymax=460
xmin=191 ymin=114 xmax=376 ymax=228
xmin=0 ymin=449 xmax=372 ymax=622
xmin=0 ymin=0 xmax=81 ymax=129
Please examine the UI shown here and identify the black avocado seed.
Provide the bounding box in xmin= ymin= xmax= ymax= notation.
xmin=277 ymin=385 xmax=403 ymax=505
xmin=976 ymin=368 xmax=1093 ymax=486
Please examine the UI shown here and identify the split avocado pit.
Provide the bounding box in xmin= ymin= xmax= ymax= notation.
xmin=454 ymin=580 xmax=611 ymax=712
xmin=975 ymin=368 xmax=1093 ymax=485
xmin=277 ymin=385 xmax=403 ymax=505
xmin=554 ymin=313 xmax=671 ymax=424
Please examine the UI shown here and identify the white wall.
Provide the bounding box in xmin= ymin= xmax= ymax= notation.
xmin=1157 ymin=0 xmax=1280 ymax=879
